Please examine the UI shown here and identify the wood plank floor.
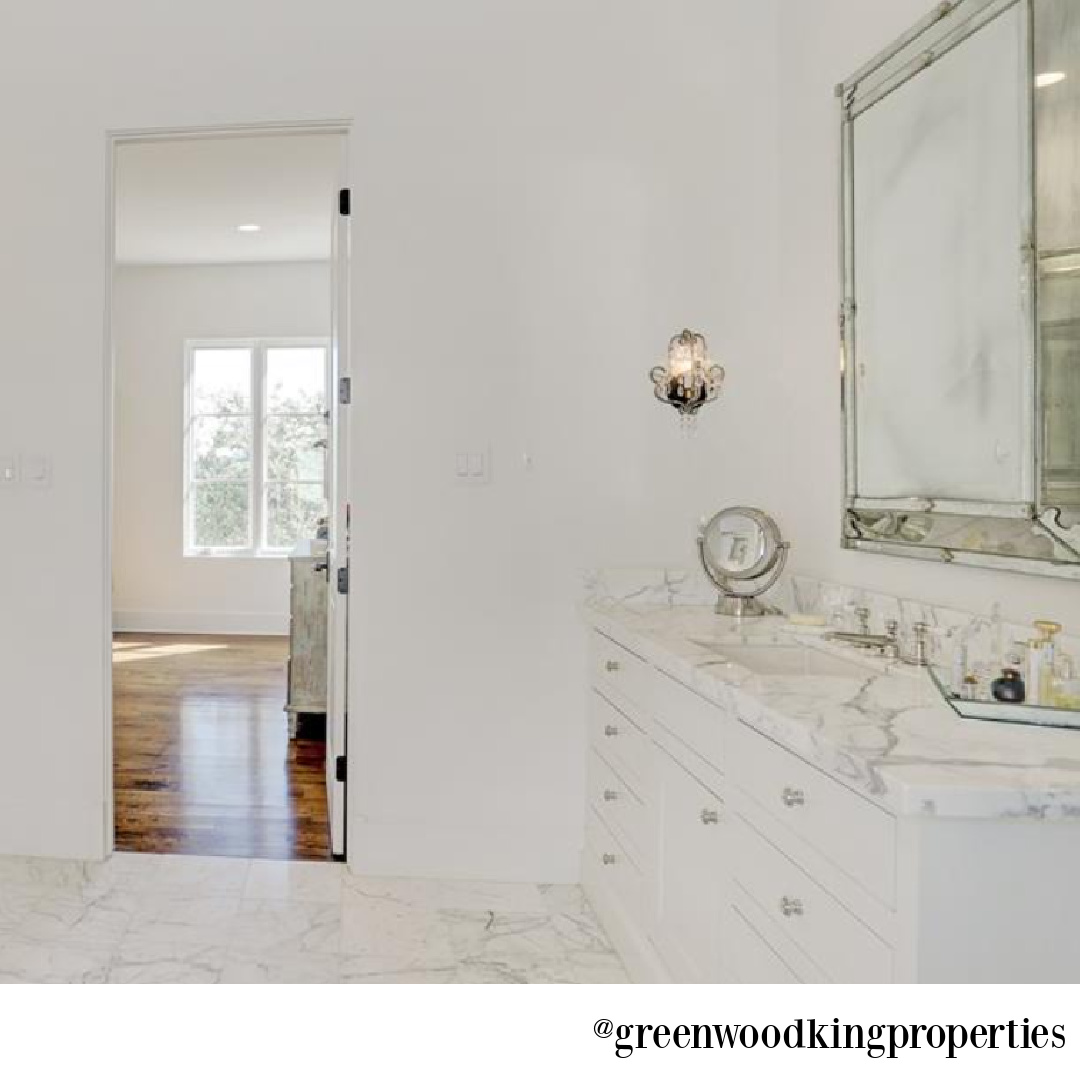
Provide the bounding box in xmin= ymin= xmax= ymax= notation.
xmin=112 ymin=633 xmax=330 ymax=861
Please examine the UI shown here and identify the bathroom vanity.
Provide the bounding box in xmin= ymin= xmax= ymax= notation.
xmin=580 ymin=600 xmax=1080 ymax=984
xmin=578 ymin=0 xmax=1080 ymax=984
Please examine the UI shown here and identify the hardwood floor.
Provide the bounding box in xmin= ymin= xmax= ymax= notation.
xmin=112 ymin=633 xmax=330 ymax=861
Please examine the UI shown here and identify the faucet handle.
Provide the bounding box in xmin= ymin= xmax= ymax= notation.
xmin=885 ymin=619 xmax=899 ymax=639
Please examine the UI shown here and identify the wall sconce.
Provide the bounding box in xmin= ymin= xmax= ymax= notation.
xmin=649 ymin=329 xmax=725 ymax=428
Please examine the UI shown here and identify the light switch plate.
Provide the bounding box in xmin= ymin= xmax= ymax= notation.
xmin=455 ymin=446 xmax=491 ymax=485
xmin=22 ymin=454 xmax=51 ymax=487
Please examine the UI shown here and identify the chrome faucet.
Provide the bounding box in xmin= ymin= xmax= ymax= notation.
xmin=824 ymin=607 xmax=892 ymax=651
xmin=825 ymin=618 xmax=931 ymax=666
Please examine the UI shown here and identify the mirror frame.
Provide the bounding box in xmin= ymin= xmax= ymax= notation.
xmin=700 ymin=506 xmax=781 ymax=581
xmin=837 ymin=0 xmax=1080 ymax=580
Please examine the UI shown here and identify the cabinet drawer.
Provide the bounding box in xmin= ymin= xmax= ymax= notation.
xmin=725 ymin=903 xmax=802 ymax=984
xmin=587 ymin=751 xmax=652 ymax=866
xmin=650 ymin=667 xmax=725 ymax=770
xmin=731 ymin=814 xmax=892 ymax=983
xmin=726 ymin=718 xmax=895 ymax=906
xmin=583 ymin=809 xmax=644 ymax=930
xmin=591 ymin=632 xmax=654 ymax=710
xmin=590 ymin=691 xmax=653 ymax=795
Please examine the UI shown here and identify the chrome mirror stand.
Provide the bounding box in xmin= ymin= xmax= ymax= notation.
xmin=697 ymin=507 xmax=790 ymax=618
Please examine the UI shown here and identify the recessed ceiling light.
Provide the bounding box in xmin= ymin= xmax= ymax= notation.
xmin=236 ymin=223 xmax=262 ymax=233
xmin=1036 ymin=72 xmax=1067 ymax=89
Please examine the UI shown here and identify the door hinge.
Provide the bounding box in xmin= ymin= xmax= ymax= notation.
xmin=335 ymin=755 xmax=347 ymax=783
xmin=336 ymin=566 xmax=349 ymax=595
xmin=338 ymin=376 xmax=352 ymax=405
xmin=339 ymin=188 xmax=351 ymax=216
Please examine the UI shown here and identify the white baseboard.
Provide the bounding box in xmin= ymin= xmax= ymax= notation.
xmin=0 ymin=797 xmax=108 ymax=861
xmin=113 ymin=610 xmax=289 ymax=636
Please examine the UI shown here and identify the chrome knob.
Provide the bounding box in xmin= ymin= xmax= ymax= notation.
xmin=605 ymin=660 xmax=621 ymax=673
xmin=779 ymin=896 xmax=804 ymax=918
xmin=602 ymin=853 xmax=616 ymax=866
xmin=604 ymin=725 xmax=619 ymax=737
xmin=700 ymin=809 xmax=719 ymax=826
xmin=603 ymin=789 xmax=619 ymax=802
xmin=781 ymin=787 xmax=805 ymax=808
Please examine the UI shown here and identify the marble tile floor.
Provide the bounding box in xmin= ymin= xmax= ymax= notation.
xmin=0 ymin=853 xmax=628 ymax=984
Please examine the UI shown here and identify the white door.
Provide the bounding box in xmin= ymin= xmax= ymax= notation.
xmin=325 ymin=163 xmax=352 ymax=859
xmin=653 ymin=747 xmax=726 ymax=982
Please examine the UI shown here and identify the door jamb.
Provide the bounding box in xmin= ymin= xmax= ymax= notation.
xmin=102 ymin=118 xmax=352 ymax=859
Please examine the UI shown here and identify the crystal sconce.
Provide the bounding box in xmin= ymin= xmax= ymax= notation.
xmin=649 ymin=329 xmax=724 ymax=428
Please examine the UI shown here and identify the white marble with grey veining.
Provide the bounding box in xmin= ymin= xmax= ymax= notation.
xmin=586 ymin=599 xmax=1080 ymax=821
xmin=0 ymin=853 xmax=625 ymax=985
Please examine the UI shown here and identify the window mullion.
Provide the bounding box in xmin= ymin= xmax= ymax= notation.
xmin=253 ymin=343 xmax=266 ymax=553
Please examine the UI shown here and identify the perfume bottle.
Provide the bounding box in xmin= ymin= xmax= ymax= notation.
xmin=1049 ymin=650 xmax=1079 ymax=709
xmin=991 ymin=668 xmax=1026 ymax=704
xmin=1028 ymin=621 xmax=1062 ymax=706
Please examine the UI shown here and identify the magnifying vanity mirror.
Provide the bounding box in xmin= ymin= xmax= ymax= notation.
xmin=698 ymin=507 xmax=789 ymax=617
xmin=839 ymin=0 xmax=1080 ymax=579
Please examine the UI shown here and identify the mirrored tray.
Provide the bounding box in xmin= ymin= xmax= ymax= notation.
xmin=928 ymin=666 xmax=1080 ymax=733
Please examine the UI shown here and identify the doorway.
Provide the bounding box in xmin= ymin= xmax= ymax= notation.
xmin=107 ymin=126 xmax=351 ymax=862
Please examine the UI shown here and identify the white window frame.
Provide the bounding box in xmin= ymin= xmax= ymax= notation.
xmin=184 ymin=336 xmax=330 ymax=559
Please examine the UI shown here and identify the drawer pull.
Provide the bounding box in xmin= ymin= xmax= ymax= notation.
xmin=781 ymin=787 xmax=806 ymax=808
xmin=700 ymin=808 xmax=720 ymax=826
xmin=603 ymin=789 xmax=619 ymax=802
xmin=602 ymin=853 xmax=617 ymax=866
xmin=605 ymin=660 xmax=621 ymax=673
xmin=604 ymin=724 xmax=620 ymax=737
xmin=779 ymin=896 xmax=805 ymax=918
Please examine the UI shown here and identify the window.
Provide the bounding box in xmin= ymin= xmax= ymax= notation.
xmin=185 ymin=340 xmax=328 ymax=556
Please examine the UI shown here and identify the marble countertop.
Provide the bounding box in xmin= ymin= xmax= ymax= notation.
xmin=585 ymin=601 xmax=1080 ymax=821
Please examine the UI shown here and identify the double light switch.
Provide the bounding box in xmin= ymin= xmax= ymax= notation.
xmin=0 ymin=453 xmax=52 ymax=488
xmin=455 ymin=448 xmax=491 ymax=485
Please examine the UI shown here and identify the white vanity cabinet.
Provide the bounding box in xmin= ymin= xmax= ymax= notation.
xmin=581 ymin=622 xmax=1080 ymax=984
xmin=584 ymin=630 xmax=731 ymax=983
xmin=652 ymin=744 xmax=725 ymax=983
xmin=582 ymin=627 xmax=895 ymax=983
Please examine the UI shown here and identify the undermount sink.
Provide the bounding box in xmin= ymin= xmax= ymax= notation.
xmin=710 ymin=643 xmax=876 ymax=679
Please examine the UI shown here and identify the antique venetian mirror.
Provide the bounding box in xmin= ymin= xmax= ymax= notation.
xmin=839 ymin=0 xmax=1080 ymax=578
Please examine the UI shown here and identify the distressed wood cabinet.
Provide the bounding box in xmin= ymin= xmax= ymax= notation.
xmin=285 ymin=542 xmax=328 ymax=736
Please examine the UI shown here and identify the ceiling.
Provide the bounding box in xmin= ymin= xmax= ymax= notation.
xmin=115 ymin=133 xmax=341 ymax=265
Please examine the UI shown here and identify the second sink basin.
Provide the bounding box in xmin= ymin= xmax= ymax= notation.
xmin=710 ymin=643 xmax=876 ymax=679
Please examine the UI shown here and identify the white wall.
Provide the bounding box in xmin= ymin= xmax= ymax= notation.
xmin=0 ymin=0 xmax=780 ymax=867
xmin=7 ymin=0 xmax=1074 ymax=872
xmin=112 ymin=261 xmax=330 ymax=636
xmin=774 ymin=0 xmax=1080 ymax=626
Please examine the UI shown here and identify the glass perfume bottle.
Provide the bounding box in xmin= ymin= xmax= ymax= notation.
xmin=991 ymin=668 xmax=1026 ymax=704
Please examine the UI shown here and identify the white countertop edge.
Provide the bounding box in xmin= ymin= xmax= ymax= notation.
xmin=583 ymin=602 xmax=1080 ymax=822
